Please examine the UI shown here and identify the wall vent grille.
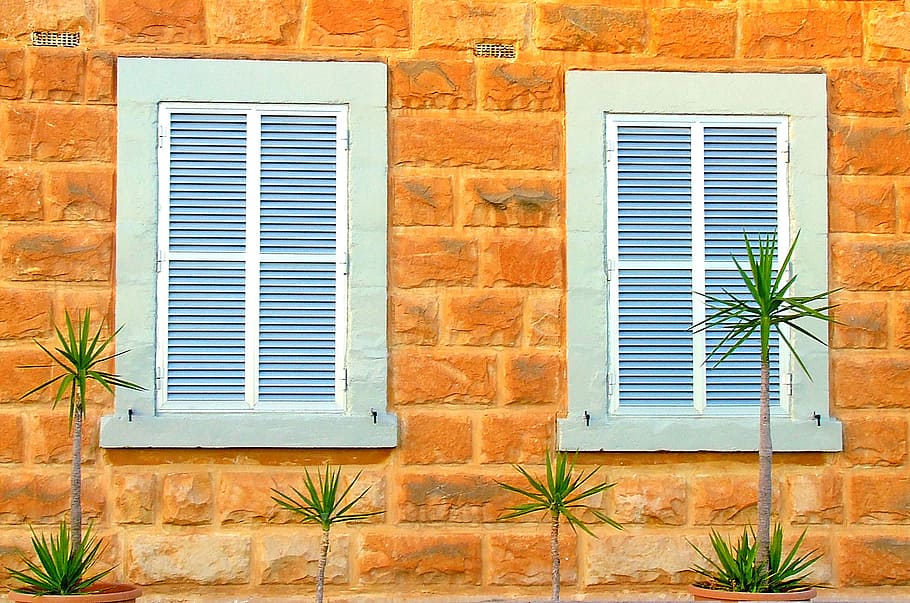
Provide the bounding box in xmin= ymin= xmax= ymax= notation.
xmin=474 ymin=43 xmax=516 ymax=59
xmin=31 ymin=31 xmax=81 ymax=47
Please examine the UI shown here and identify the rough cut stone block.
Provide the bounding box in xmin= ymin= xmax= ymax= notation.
xmin=502 ymin=352 xmax=563 ymax=404
xmin=26 ymin=47 xmax=84 ymax=102
xmin=102 ymin=0 xmax=207 ymax=44
xmin=527 ymin=293 xmax=562 ymax=347
xmin=391 ymin=175 xmax=454 ymax=226
xmin=398 ymin=472 xmax=513 ymax=523
xmin=3 ymin=105 xmax=115 ymax=162
xmin=843 ymin=415 xmax=907 ymax=466
xmin=0 ymin=413 xmax=23 ymax=462
xmin=832 ymin=239 xmax=910 ymax=290
xmin=0 ymin=473 xmax=103 ymax=524
xmin=868 ymin=10 xmax=910 ymax=61
xmin=0 ymin=0 xmax=92 ymax=42
xmin=0 ymin=287 xmax=51 ymax=338
xmin=586 ymin=534 xmax=699 ymax=585
xmin=260 ymin=533 xmax=349 ymax=584
xmin=462 ymin=176 xmax=560 ymax=228
xmin=849 ymin=475 xmax=910 ymax=524
xmin=390 ymin=235 xmax=477 ymax=288
xmin=482 ymin=63 xmax=562 ymax=112
xmin=161 ymin=472 xmax=213 ymax=525
xmin=413 ymin=0 xmax=527 ymax=49
xmin=210 ymin=0 xmax=300 ymax=44
xmin=112 ymin=472 xmax=156 ymax=524
xmin=654 ymin=9 xmax=736 ymax=58
xmin=829 ymin=180 xmax=896 ymax=233
xmin=831 ymin=123 xmax=910 ymax=175
xmin=307 ymin=0 xmax=408 ymax=48
xmin=127 ymin=534 xmax=251 ymax=585
xmin=0 ymin=347 xmax=52 ymax=402
xmin=0 ymin=166 xmax=42 ymax=221
xmin=692 ymin=475 xmax=780 ymax=525
xmin=838 ymin=536 xmax=910 ymax=585
xmin=489 ymin=532 xmax=577 ymax=586
xmin=390 ymin=292 xmax=439 ymax=346
xmin=742 ymin=9 xmax=863 ymax=58
xmin=398 ymin=411 xmax=472 ymax=465
xmin=1 ymin=229 xmax=113 ymax=282
xmin=0 ymin=49 xmax=26 ymax=99
xmin=787 ymin=471 xmax=843 ymax=524
xmin=390 ymin=350 xmax=495 ymax=404
xmin=831 ymin=299 xmax=888 ymax=349
xmin=480 ymin=232 xmax=563 ymax=287
xmin=218 ymin=472 xmax=303 ymax=524
xmin=391 ymin=61 xmax=474 ymax=109
xmin=85 ymin=52 xmax=115 ymax=103
xmin=359 ymin=533 xmax=481 ymax=584
xmin=46 ymin=166 xmax=114 ymax=222
xmin=833 ymin=356 xmax=910 ymax=408
xmin=536 ymin=5 xmax=646 ymax=53
xmin=447 ymin=291 xmax=523 ymax=346
xmin=613 ymin=474 xmax=686 ymax=526
xmin=829 ymin=68 xmax=901 ymax=115
xmin=478 ymin=411 xmax=553 ymax=464
xmin=896 ymin=301 xmax=910 ymax=349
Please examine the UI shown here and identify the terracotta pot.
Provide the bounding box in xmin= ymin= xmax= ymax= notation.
xmin=688 ymin=584 xmax=817 ymax=602
xmin=7 ymin=583 xmax=141 ymax=603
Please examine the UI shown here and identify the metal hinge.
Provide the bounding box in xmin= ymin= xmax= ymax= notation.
xmin=607 ymin=375 xmax=615 ymax=396
xmin=156 ymin=250 xmax=163 ymax=273
xmin=605 ymin=139 xmax=615 ymax=162
xmin=782 ymin=141 xmax=790 ymax=164
xmin=605 ymin=259 xmax=615 ymax=281
xmin=157 ymin=126 xmax=166 ymax=149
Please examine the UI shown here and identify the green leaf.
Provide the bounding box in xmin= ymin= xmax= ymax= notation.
xmin=271 ymin=465 xmax=383 ymax=533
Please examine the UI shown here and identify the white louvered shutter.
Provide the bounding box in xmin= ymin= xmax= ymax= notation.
xmin=158 ymin=105 xmax=346 ymax=413
xmin=608 ymin=117 xmax=787 ymax=413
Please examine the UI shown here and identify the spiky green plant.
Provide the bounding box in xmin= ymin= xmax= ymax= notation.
xmin=692 ymin=231 xmax=837 ymax=569
xmin=690 ymin=525 xmax=821 ymax=593
xmin=6 ymin=523 xmax=112 ymax=595
xmin=272 ymin=465 xmax=382 ymax=603
xmin=498 ymin=451 xmax=622 ymax=602
xmin=12 ymin=309 xmax=143 ymax=594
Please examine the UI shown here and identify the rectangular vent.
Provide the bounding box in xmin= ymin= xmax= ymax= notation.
xmin=31 ymin=31 xmax=81 ymax=47
xmin=474 ymin=42 xmax=516 ymax=59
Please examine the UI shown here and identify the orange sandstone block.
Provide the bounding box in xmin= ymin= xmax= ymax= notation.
xmin=127 ymin=534 xmax=251 ymax=585
xmin=0 ymin=347 xmax=52 ymax=403
xmin=503 ymin=352 xmax=563 ymax=404
xmin=0 ymin=473 xmax=102 ymax=524
xmin=26 ymin=47 xmax=84 ymax=102
xmin=831 ymin=239 xmax=910 ymax=290
xmin=896 ymin=301 xmax=910 ymax=349
xmin=535 ymin=5 xmax=646 ymax=53
xmin=390 ymin=292 xmax=439 ymax=346
xmin=112 ymin=472 xmax=156 ymax=524
xmin=489 ymin=532 xmax=577 ymax=586
xmin=391 ymin=175 xmax=454 ymax=226
xmin=393 ymin=115 xmax=560 ymax=170
xmin=0 ymin=166 xmax=42 ymax=221
xmin=3 ymin=105 xmax=115 ymax=162
xmin=613 ymin=474 xmax=686 ymax=526
xmin=462 ymin=176 xmax=560 ymax=228
xmin=829 ymin=179 xmax=896 ymax=233
xmin=692 ymin=474 xmax=780 ymax=526
xmin=527 ymin=292 xmax=562 ymax=347
xmin=868 ymin=10 xmax=910 ymax=62
xmin=482 ymin=63 xmax=562 ymax=112
xmin=831 ymin=298 xmax=888 ymax=349
xmin=0 ymin=0 xmax=92 ymax=42
xmin=85 ymin=52 xmax=115 ymax=104
xmin=359 ymin=533 xmax=482 ymax=585
xmin=161 ymin=472 xmax=213 ymax=525
xmin=654 ymin=8 xmax=736 ymax=59
xmin=398 ymin=472 xmax=511 ymax=523
xmin=447 ymin=290 xmax=523 ymax=346
xmin=102 ymin=0 xmax=207 ymax=44
xmin=1 ymin=228 xmax=113 ymax=282
xmin=46 ymin=166 xmax=115 ymax=222
xmin=586 ymin=533 xmax=697 ymax=585
xmin=480 ymin=232 xmax=563 ymax=287
xmin=843 ymin=415 xmax=907 ymax=466
xmin=742 ymin=9 xmax=862 ymax=59
xmin=29 ymin=412 xmax=99 ymax=465
xmin=0 ymin=413 xmax=23 ymax=462
xmin=390 ymin=234 xmax=477 ymax=288
xmin=413 ymin=0 xmax=527 ymax=50
xmin=833 ymin=355 xmax=910 ymax=408
xmin=849 ymin=475 xmax=910 ymax=524
xmin=390 ymin=350 xmax=495 ymax=404
xmin=398 ymin=412 xmax=472 ymax=465
xmin=0 ymin=49 xmax=25 ymax=99
xmin=259 ymin=532 xmax=349 ymax=585
xmin=831 ymin=122 xmax=910 ymax=176
xmin=838 ymin=535 xmax=910 ymax=586
xmin=478 ymin=411 xmax=552 ymax=464
xmin=210 ymin=0 xmax=300 ymax=44
xmin=829 ymin=68 xmax=901 ymax=115
xmin=218 ymin=471 xmax=301 ymax=524
xmin=307 ymin=0 xmax=408 ymax=48
xmin=391 ymin=61 xmax=474 ymax=110
xmin=786 ymin=471 xmax=843 ymax=524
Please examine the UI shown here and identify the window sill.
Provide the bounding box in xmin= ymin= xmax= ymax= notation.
xmin=557 ymin=414 xmax=843 ymax=452
xmin=100 ymin=412 xmax=398 ymax=448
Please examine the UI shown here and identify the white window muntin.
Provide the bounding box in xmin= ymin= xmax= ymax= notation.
xmin=155 ymin=102 xmax=349 ymax=414
xmin=605 ymin=114 xmax=791 ymax=417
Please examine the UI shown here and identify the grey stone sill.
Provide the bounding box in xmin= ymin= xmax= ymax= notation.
xmin=99 ymin=412 xmax=398 ymax=448
xmin=558 ymin=416 xmax=843 ymax=452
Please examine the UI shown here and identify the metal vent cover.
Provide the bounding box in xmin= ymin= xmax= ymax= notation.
xmin=474 ymin=42 xmax=516 ymax=59
xmin=31 ymin=31 xmax=81 ymax=47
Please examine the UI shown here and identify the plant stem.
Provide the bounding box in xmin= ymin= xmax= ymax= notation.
xmin=551 ymin=511 xmax=560 ymax=602
xmin=757 ymin=359 xmax=772 ymax=567
xmin=70 ymin=406 xmax=83 ymax=555
xmin=316 ymin=528 xmax=329 ymax=603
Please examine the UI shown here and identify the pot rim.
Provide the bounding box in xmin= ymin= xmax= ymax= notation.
xmin=688 ymin=583 xmax=818 ymax=601
xmin=7 ymin=582 xmax=142 ymax=603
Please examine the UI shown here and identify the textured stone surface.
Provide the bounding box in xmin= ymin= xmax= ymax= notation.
xmin=392 ymin=175 xmax=454 ymax=226
xmin=398 ymin=411 xmax=472 ymax=465
xmin=832 ymin=240 xmax=910 ymax=290
xmin=831 ymin=123 xmax=910 ymax=175
xmin=833 ymin=356 xmax=910 ymax=408
xmin=480 ymin=232 xmax=563 ymax=287
xmin=1 ymin=229 xmax=113 ymax=282
xmin=0 ymin=287 xmax=51 ymax=338
xmin=850 ymin=475 xmax=910 ymax=524
xmin=85 ymin=52 xmax=115 ymax=103
xmin=586 ymin=534 xmax=698 ymax=585
xmin=392 ymin=61 xmax=474 ymax=110
xmin=161 ymin=472 xmax=213 ymax=525
xmin=0 ymin=413 xmax=23 ymax=462
xmin=210 ymin=0 xmax=299 ymax=44
xmin=654 ymin=9 xmax=736 ymax=58
xmin=462 ymin=176 xmax=560 ymax=228
xmin=26 ymin=47 xmax=84 ymax=102
xmin=502 ymin=352 xmax=562 ymax=404
xmin=46 ymin=166 xmax=114 ymax=221
xmin=307 ymin=0 xmax=408 ymax=48
xmin=829 ymin=68 xmax=901 ymax=115
xmin=0 ymin=473 xmax=103 ymax=524
xmin=112 ymin=472 xmax=156 ymax=524
xmin=28 ymin=412 xmax=94 ymax=464
xmin=413 ymin=0 xmax=527 ymax=49
xmin=390 ymin=235 xmax=477 ymax=288
xmin=390 ymin=292 xmax=439 ymax=345
xmin=398 ymin=472 xmax=512 ymax=523
xmin=102 ymin=0 xmax=207 ymax=43
xmin=359 ymin=533 xmax=481 ymax=584
xmin=692 ymin=475 xmax=778 ymax=525
xmin=868 ymin=10 xmax=910 ymax=61
xmin=0 ymin=0 xmax=93 ymax=41
xmin=829 ymin=180 xmax=896 ymax=233
xmin=393 ymin=116 xmax=560 ymax=170
xmin=217 ymin=472 xmax=300 ymax=524
xmin=0 ymin=166 xmax=42 ymax=221
xmin=127 ymin=534 xmax=251 ymax=585
xmin=3 ymin=105 xmax=115 ymax=162
xmin=787 ymin=471 xmax=843 ymax=524
xmin=896 ymin=301 xmax=910 ymax=349
xmin=742 ymin=9 xmax=863 ymax=58
xmin=838 ymin=536 xmax=910 ymax=585
xmin=536 ymin=5 xmax=646 ymax=53
xmin=0 ymin=347 xmax=52 ymax=403
xmin=482 ymin=63 xmax=562 ymax=112
xmin=527 ymin=293 xmax=562 ymax=347
xmin=489 ymin=532 xmax=577 ymax=586
xmin=0 ymin=49 xmax=25 ymax=99
xmin=447 ymin=291 xmax=523 ymax=346
xmin=613 ymin=474 xmax=686 ymax=526
xmin=478 ymin=411 xmax=553 ymax=464
xmin=843 ymin=415 xmax=908 ymax=466
xmin=832 ymin=299 xmax=889 ymax=349
xmin=391 ymin=350 xmax=495 ymax=404
xmin=260 ymin=533 xmax=349 ymax=584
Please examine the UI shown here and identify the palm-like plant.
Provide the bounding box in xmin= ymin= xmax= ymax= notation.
xmin=271 ymin=465 xmax=382 ymax=603
xmin=498 ymin=451 xmax=621 ymax=602
xmin=10 ymin=309 xmax=144 ymax=593
xmin=693 ymin=232 xmax=837 ymax=570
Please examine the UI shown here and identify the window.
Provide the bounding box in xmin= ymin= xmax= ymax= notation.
xmin=101 ymin=58 xmax=396 ymax=448
xmin=559 ymin=71 xmax=842 ymax=452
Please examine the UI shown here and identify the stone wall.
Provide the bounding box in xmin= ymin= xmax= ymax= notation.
xmin=1 ymin=0 xmax=910 ymax=600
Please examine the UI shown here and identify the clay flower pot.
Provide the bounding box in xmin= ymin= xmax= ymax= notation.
xmin=7 ymin=583 xmax=142 ymax=603
xmin=688 ymin=584 xmax=817 ymax=602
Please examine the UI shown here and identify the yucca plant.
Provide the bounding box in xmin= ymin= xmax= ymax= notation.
xmin=271 ymin=465 xmax=382 ymax=603
xmin=692 ymin=231 xmax=837 ymax=580
xmin=498 ymin=451 xmax=622 ymax=602
xmin=690 ymin=525 xmax=821 ymax=593
xmin=7 ymin=309 xmax=144 ymax=594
